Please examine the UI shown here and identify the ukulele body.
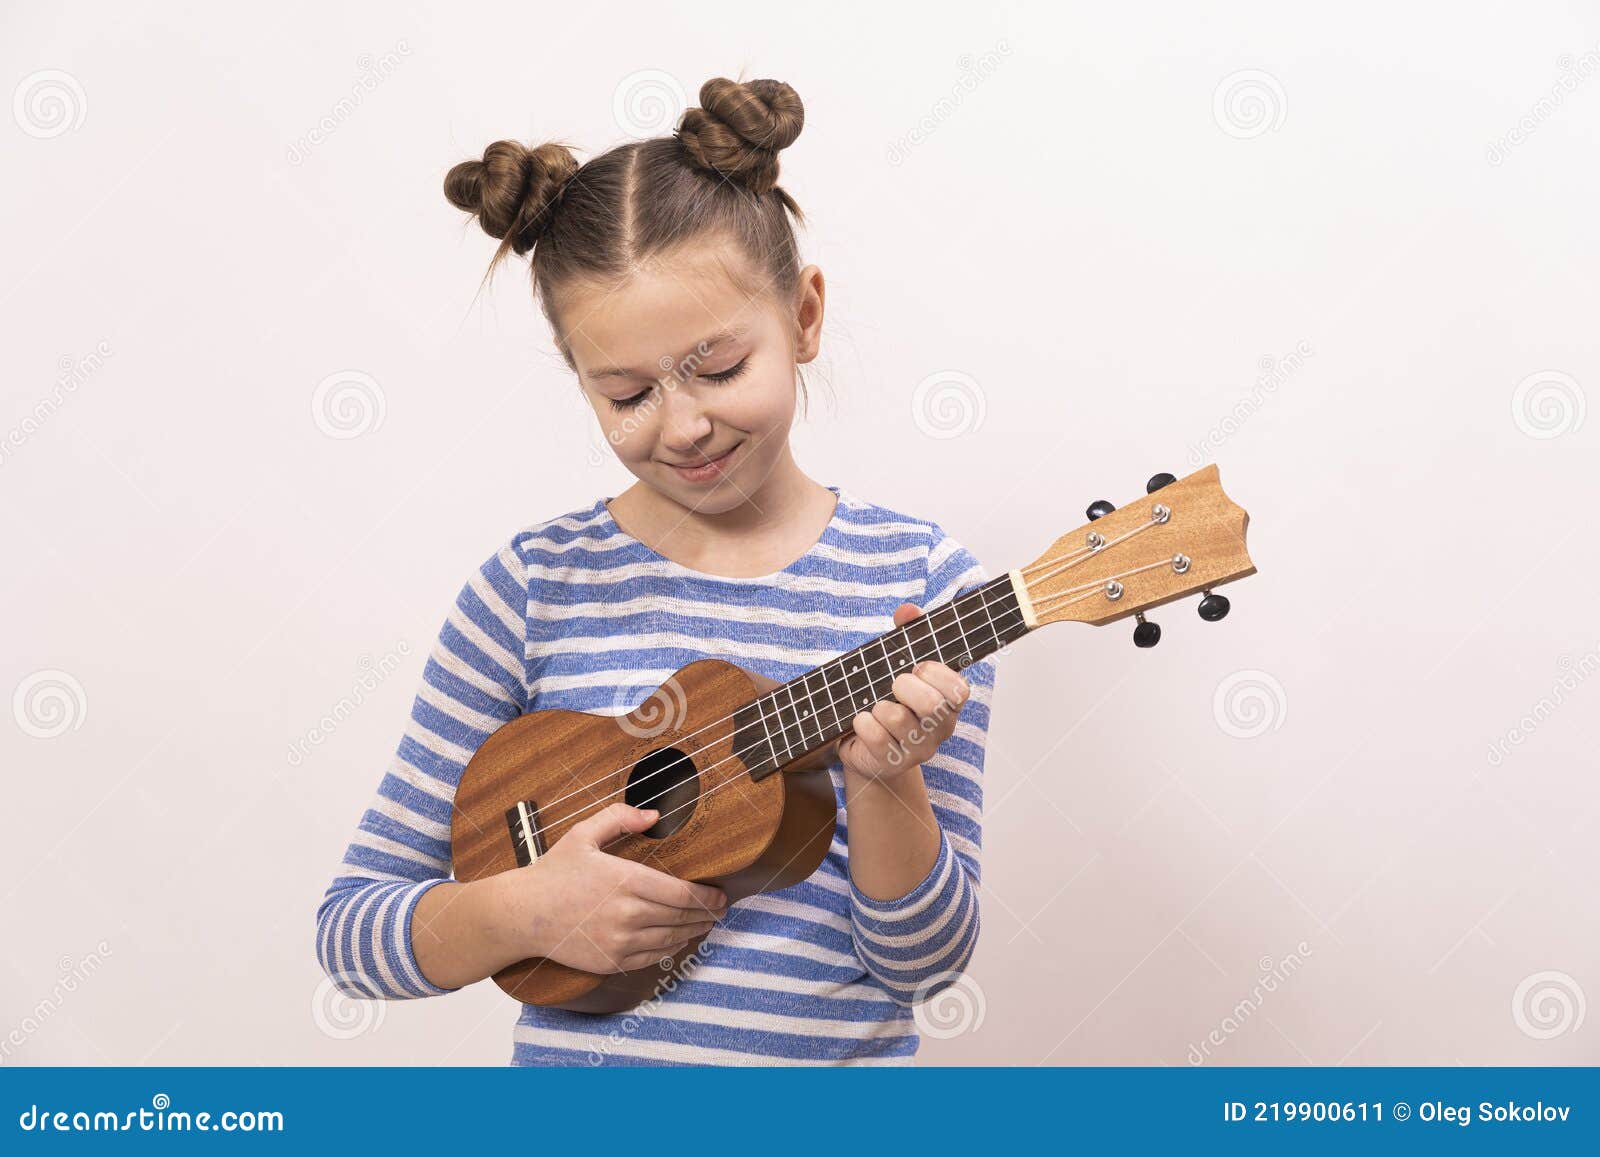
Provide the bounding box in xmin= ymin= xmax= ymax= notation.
xmin=449 ymin=657 xmax=839 ymax=1014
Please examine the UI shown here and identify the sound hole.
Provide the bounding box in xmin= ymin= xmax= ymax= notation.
xmin=625 ymin=746 xmax=700 ymax=838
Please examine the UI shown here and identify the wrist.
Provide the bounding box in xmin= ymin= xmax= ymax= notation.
xmin=477 ymin=869 xmax=550 ymax=962
xmin=843 ymin=761 xmax=922 ymax=801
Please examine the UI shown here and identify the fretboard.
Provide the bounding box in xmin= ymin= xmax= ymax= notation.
xmin=734 ymin=572 xmax=1031 ymax=780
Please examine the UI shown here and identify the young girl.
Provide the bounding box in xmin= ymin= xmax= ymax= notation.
xmin=315 ymin=76 xmax=999 ymax=1065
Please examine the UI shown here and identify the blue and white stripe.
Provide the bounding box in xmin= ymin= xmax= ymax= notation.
xmin=316 ymin=485 xmax=998 ymax=1065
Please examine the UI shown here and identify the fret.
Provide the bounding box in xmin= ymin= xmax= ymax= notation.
xmin=839 ymin=652 xmax=874 ymax=718
xmin=884 ymin=629 xmax=916 ymax=676
xmin=974 ymin=584 xmax=1004 ymax=653
xmin=756 ymin=696 xmax=787 ymax=767
xmin=876 ymin=636 xmax=897 ymax=690
xmin=803 ymin=666 xmax=842 ymax=737
xmin=772 ymin=681 xmax=802 ymax=762
xmin=915 ymin=611 xmax=934 ymax=665
xmin=947 ymin=595 xmax=976 ymax=668
xmin=742 ymin=576 xmax=1033 ymax=781
xmin=791 ymin=679 xmax=820 ymax=753
xmin=930 ymin=602 xmax=962 ymax=667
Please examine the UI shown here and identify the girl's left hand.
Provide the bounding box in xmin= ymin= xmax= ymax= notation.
xmin=837 ymin=602 xmax=971 ymax=782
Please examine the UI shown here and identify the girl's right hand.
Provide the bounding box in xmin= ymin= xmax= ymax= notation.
xmin=496 ymin=801 xmax=730 ymax=974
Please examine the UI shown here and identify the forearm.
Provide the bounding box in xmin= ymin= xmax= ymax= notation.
xmin=410 ymin=874 xmax=532 ymax=992
xmin=844 ymin=763 xmax=980 ymax=1006
xmin=842 ymin=765 xmax=942 ymax=901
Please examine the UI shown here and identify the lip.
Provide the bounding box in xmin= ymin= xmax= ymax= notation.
xmin=664 ymin=441 xmax=741 ymax=483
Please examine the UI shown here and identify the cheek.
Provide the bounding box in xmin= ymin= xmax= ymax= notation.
xmin=727 ymin=370 xmax=797 ymax=435
xmin=595 ymin=402 xmax=658 ymax=461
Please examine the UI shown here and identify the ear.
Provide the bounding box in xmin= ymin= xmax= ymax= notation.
xmin=794 ymin=264 xmax=825 ymax=364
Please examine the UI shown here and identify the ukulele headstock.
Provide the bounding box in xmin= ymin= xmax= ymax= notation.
xmin=1014 ymin=465 xmax=1255 ymax=641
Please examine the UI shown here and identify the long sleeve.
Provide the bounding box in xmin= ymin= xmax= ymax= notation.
xmin=847 ymin=524 xmax=997 ymax=1006
xmin=314 ymin=539 xmax=530 ymax=999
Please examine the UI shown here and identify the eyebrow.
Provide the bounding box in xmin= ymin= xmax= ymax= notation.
xmin=587 ymin=327 xmax=749 ymax=380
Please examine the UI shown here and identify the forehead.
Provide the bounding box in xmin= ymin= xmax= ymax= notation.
xmin=563 ymin=245 xmax=772 ymax=378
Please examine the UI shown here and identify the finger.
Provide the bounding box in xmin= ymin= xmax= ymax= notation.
xmin=850 ymin=710 xmax=896 ymax=766
xmin=911 ymin=661 xmax=970 ymax=707
xmin=573 ymin=800 xmax=659 ymax=848
xmin=869 ymin=698 xmax=919 ymax=743
xmin=890 ymin=671 xmax=947 ymax=719
xmin=623 ymin=863 xmax=728 ymax=912
xmin=636 ymin=922 xmax=716 ymax=950
xmin=619 ymin=945 xmax=690 ymax=973
xmin=891 ymin=602 xmax=923 ymax=628
xmin=634 ymin=902 xmax=722 ymax=929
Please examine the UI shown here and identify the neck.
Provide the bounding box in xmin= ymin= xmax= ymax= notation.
xmin=736 ymin=572 xmax=1033 ymax=780
xmin=621 ymin=440 xmax=822 ymax=542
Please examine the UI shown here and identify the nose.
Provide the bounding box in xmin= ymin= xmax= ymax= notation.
xmin=655 ymin=382 xmax=715 ymax=455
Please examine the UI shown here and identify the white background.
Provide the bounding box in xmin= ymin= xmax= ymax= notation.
xmin=2 ymin=0 xmax=1597 ymax=1065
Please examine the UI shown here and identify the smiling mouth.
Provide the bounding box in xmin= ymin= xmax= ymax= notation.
xmin=664 ymin=443 xmax=740 ymax=469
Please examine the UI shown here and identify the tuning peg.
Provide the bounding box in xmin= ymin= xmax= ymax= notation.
xmin=1146 ymin=472 xmax=1177 ymax=493
xmin=1197 ymin=590 xmax=1231 ymax=621
xmin=1086 ymin=499 xmax=1116 ymax=521
xmin=1133 ymin=612 xmax=1161 ymax=648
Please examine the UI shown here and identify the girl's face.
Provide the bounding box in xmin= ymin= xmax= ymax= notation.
xmin=561 ymin=239 xmax=822 ymax=515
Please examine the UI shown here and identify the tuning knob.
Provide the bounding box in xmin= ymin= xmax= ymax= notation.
xmin=1133 ymin=612 xmax=1161 ymax=648
xmin=1086 ymin=499 xmax=1115 ymax=521
xmin=1197 ymin=590 xmax=1231 ymax=621
xmin=1146 ymin=472 xmax=1177 ymax=493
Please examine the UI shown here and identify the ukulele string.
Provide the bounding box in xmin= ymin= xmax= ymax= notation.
xmin=526 ymin=540 xmax=1182 ymax=850
xmin=591 ymin=554 xmax=1177 ymax=855
xmin=512 ymin=521 xmax=1126 ymax=825
xmin=1021 ymin=515 xmax=1161 ymax=588
xmin=523 ymin=593 xmax=1030 ymax=845
xmin=518 ymin=521 xmax=1171 ymax=844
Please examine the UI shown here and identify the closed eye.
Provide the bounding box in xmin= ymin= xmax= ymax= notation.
xmin=701 ymin=356 xmax=750 ymax=383
xmin=606 ymin=356 xmax=750 ymax=411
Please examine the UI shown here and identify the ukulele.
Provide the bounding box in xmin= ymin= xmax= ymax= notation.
xmin=450 ymin=464 xmax=1256 ymax=1013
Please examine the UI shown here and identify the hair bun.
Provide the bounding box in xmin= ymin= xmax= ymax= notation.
xmin=444 ymin=139 xmax=580 ymax=256
xmin=675 ymin=78 xmax=803 ymax=196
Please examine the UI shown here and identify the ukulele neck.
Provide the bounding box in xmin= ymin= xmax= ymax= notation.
xmin=736 ymin=571 xmax=1035 ymax=780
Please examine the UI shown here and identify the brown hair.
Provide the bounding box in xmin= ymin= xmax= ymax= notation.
xmin=444 ymin=77 xmax=809 ymax=384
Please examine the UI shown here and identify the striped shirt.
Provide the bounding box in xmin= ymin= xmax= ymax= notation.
xmin=315 ymin=484 xmax=998 ymax=1065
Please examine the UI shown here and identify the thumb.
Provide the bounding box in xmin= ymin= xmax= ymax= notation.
xmin=892 ymin=602 xmax=922 ymax=628
xmin=572 ymin=800 xmax=658 ymax=847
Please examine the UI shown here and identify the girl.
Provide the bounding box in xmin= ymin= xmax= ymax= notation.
xmin=315 ymin=76 xmax=999 ymax=1065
